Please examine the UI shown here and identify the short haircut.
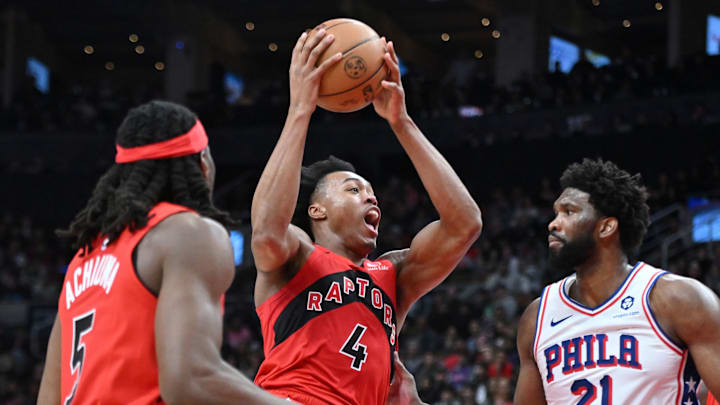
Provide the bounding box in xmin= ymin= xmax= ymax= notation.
xmin=560 ymin=158 xmax=650 ymax=259
xmin=292 ymin=156 xmax=356 ymax=237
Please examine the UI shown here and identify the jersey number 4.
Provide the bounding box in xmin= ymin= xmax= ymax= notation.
xmin=64 ymin=309 xmax=96 ymax=405
xmin=571 ymin=375 xmax=613 ymax=405
xmin=340 ymin=324 xmax=368 ymax=371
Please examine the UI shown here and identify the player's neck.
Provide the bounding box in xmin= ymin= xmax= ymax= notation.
xmin=571 ymin=250 xmax=630 ymax=308
xmin=315 ymin=234 xmax=368 ymax=266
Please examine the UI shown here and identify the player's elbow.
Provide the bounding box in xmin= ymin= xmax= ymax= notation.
xmin=461 ymin=211 xmax=483 ymax=242
xmin=251 ymin=232 xmax=289 ymax=271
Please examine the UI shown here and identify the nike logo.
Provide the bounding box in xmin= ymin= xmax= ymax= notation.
xmin=550 ymin=315 xmax=573 ymax=327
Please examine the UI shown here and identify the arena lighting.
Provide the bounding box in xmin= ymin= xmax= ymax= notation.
xmin=492 ymin=30 xmax=501 ymax=39
xmin=481 ymin=18 xmax=490 ymax=26
xmin=105 ymin=62 xmax=115 ymax=71
xmin=268 ymin=42 xmax=278 ymax=52
xmin=623 ymin=19 xmax=631 ymax=28
xmin=474 ymin=50 xmax=483 ymax=59
xmin=441 ymin=33 xmax=450 ymax=41
xmin=135 ymin=45 xmax=145 ymax=54
xmin=246 ymin=22 xmax=255 ymax=31
xmin=154 ymin=61 xmax=165 ymax=71
xmin=83 ymin=45 xmax=94 ymax=54
xmin=655 ymin=2 xmax=663 ymax=11
xmin=129 ymin=34 xmax=139 ymax=43
xmin=592 ymin=0 xmax=600 ymax=6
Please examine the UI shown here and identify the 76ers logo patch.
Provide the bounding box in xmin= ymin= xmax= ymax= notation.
xmin=344 ymin=56 xmax=367 ymax=78
xmin=621 ymin=296 xmax=634 ymax=310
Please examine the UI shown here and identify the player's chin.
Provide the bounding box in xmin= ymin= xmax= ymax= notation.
xmin=359 ymin=234 xmax=378 ymax=250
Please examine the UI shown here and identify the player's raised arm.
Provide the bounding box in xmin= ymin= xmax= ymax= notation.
xmin=650 ymin=275 xmax=720 ymax=400
xmin=513 ymin=299 xmax=548 ymax=405
xmin=250 ymin=30 xmax=342 ymax=272
xmin=374 ymin=41 xmax=482 ymax=325
xmin=37 ymin=315 xmax=61 ymax=405
xmin=153 ymin=214 xmax=294 ymax=405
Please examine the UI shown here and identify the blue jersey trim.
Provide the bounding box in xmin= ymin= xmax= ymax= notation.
xmin=561 ymin=261 xmax=643 ymax=312
xmin=644 ymin=270 xmax=685 ymax=351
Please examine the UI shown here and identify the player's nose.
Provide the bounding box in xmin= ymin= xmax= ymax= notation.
xmin=548 ymin=215 xmax=560 ymax=232
xmin=365 ymin=194 xmax=378 ymax=206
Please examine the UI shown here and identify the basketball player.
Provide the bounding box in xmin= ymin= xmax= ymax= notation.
xmin=699 ymin=381 xmax=720 ymax=405
xmin=514 ymin=158 xmax=720 ymax=404
xmin=250 ymin=30 xmax=482 ymax=405
xmin=37 ymin=101 xmax=294 ymax=404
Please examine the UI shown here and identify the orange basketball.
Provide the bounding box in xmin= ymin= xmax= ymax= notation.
xmin=309 ymin=18 xmax=388 ymax=113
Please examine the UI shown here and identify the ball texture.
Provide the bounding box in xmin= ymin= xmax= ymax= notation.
xmin=310 ymin=18 xmax=388 ymax=113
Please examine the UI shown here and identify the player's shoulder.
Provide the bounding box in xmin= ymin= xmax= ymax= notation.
xmin=377 ymin=248 xmax=409 ymax=269
xmin=517 ymin=297 xmax=542 ymax=353
xmin=651 ymin=272 xmax=718 ymax=312
xmin=146 ymin=211 xmax=230 ymax=254
xmin=520 ymin=297 xmax=542 ymax=327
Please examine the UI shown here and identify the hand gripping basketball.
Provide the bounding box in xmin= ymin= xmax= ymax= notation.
xmin=373 ymin=41 xmax=408 ymax=126
xmin=288 ymin=29 xmax=343 ymax=116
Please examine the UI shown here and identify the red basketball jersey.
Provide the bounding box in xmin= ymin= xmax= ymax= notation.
xmin=709 ymin=393 xmax=720 ymax=405
xmin=58 ymin=202 xmax=192 ymax=405
xmin=255 ymin=245 xmax=398 ymax=405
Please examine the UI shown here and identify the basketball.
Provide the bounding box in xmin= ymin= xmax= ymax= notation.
xmin=309 ymin=18 xmax=388 ymax=113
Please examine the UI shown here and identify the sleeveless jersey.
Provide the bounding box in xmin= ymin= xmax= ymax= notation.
xmin=58 ymin=202 xmax=193 ymax=405
xmin=709 ymin=393 xmax=720 ymax=405
xmin=254 ymin=245 xmax=398 ymax=405
xmin=533 ymin=262 xmax=701 ymax=405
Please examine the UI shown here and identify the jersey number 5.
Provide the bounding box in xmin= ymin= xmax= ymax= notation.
xmin=64 ymin=309 xmax=96 ymax=405
xmin=340 ymin=324 xmax=368 ymax=371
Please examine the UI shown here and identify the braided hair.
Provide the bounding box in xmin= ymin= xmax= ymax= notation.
xmin=57 ymin=100 xmax=238 ymax=254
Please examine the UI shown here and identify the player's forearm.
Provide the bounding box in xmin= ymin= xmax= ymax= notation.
xmin=251 ymin=109 xmax=312 ymax=235
xmin=390 ymin=115 xmax=482 ymax=233
xmin=162 ymin=361 xmax=295 ymax=405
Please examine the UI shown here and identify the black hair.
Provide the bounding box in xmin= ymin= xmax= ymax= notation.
xmin=57 ymin=100 xmax=239 ymax=254
xmin=560 ymin=158 xmax=650 ymax=259
xmin=292 ymin=155 xmax=356 ymax=237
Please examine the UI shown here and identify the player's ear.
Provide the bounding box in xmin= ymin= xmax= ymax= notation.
xmin=308 ymin=203 xmax=327 ymax=220
xmin=598 ymin=217 xmax=618 ymax=240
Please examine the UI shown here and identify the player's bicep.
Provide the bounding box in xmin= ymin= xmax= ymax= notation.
xmin=154 ymin=218 xmax=234 ymax=393
xmin=251 ymin=223 xmax=310 ymax=272
xmin=396 ymin=221 xmax=474 ymax=305
xmin=514 ymin=364 xmax=547 ymax=405
xmin=653 ymin=276 xmax=720 ymax=399
xmin=682 ymin=284 xmax=720 ymax=399
xmin=514 ymin=299 xmax=547 ymax=405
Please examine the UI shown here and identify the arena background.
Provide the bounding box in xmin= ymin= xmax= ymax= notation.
xmin=2 ymin=0 xmax=720 ymax=403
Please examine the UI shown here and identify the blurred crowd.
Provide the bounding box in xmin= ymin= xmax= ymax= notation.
xmin=1 ymin=157 xmax=718 ymax=404
xmin=2 ymin=47 xmax=720 ymax=404
xmin=3 ymin=51 xmax=720 ymax=133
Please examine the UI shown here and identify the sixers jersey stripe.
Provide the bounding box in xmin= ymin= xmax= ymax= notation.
xmin=534 ymin=262 xmax=700 ymax=405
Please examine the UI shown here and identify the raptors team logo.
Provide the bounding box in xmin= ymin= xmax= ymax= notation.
xmin=344 ymin=56 xmax=367 ymax=78
xmin=621 ymin=296 xmax=634 ymax=310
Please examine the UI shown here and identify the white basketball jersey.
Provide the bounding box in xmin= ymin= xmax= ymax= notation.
xmin=533 ymin=262 xmax=700 ymax=405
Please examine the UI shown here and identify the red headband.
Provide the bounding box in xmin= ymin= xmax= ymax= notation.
xmin=115 ymin=119 xmax=208 ymax=163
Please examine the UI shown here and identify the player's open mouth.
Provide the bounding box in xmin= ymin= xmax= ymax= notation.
xmin=364 ymin=207 xmax=381 ymax=235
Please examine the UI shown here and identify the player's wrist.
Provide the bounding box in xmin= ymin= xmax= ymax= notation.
xmin=287 ymin=102 xmax=315 ymax=119
xmin=388 ymin=113 xmax=414 ymax=133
